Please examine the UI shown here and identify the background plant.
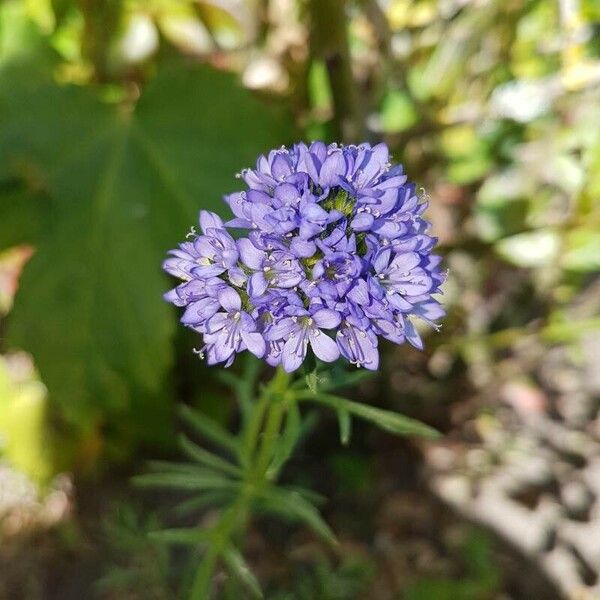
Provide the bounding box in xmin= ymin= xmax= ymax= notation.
xmin=0 ymin=0 xmax=598 ymax=598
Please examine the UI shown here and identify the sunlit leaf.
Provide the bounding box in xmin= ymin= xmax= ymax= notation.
xmin=0 ymin=1 xmax=54 ymax=69
xmin=475 ymin=170 xmax=530 ymax=241
xmin=196 ymin=0 xmax=252 ymax=44
xmin=0 ymin=355 xmax=53 ymax=483
xmin=380 ymin=89 xmax=417 ymax=133
xmin=495 ymin=229 xmax=560 ymax=268
xmin=24 ymin=0 xmax=55 ymax=32
xmin=447 ymin=155 xmax=492 ymax=185
xmin=563 ymin=227 xmax=600 ymax=272
xmin=308 ymin=60 xmax=333 ymax=114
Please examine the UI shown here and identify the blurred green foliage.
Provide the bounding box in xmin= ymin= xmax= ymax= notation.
xmin=404 ymin=530 xmax=500 ymax=600
xmin=0 ymin=0 xmax=293 ymax=467
xmin=0 ymin=0 xmax=598 ymax=485
xmin=96 ymin=504 xmax=175 ymax=599
xmin=0 ymin=6 xmax=598 ymax=600
xmin=267 ymin=555 xmax=374 ymax=600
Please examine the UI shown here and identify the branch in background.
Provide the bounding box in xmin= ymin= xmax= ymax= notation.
xmin=361 ymin=0 xmax=393 ymax=111
xmin=307 ymin=0 xmax=364 ymax=142
xmin=77 ymin=0 xmax=122 ymax=82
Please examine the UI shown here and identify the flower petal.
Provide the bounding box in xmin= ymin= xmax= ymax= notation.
xmin=281 ymin=337 xmax=306 ymax=372
xmin=390 ymin=252 xmax=420 ymax=273
xmin=290 ymin=237 xmax=316 ymax=258
xmin=319 ymin=152 xmax=345 ymax=187
xmin=274 ymin=183 xmax=300 ymax=204
xmin=218 ymin=287 xmax=241 ymax=312
xmin=228 ymin=266 xmax=247 ymax=287
xmin=225 ymin=217 xmax=252 ymax=228
xmin=271 ymin=153 xmax=291 ymax=180
xmin=265 ymin=317 xmax=296 ymax=340
xmin=347 ymin=279 xmax=370 ymax=304
xmin=309 ymin=330 xmax=340 ymax=362
xmin=238 ymin=238 xmax=265 ymax=270
xmin=404 ymin=319 xmax=423 ymax=350
xmin=248 ymin=272 xmax=268 ymax=297
xmin=373 ymin=247 xmax=391 ymax=273
xmin=350 ymin=212 xmax=374 ymax=231
xmin=199 ymin=210 xmax=224 ymax=233
xmin=181 ymin=299 xmax=219 ymax=325
xmin=206 ymin=312 xmax=229 ymax=333
xmin=241 ymin=331 xmax=266 ymax=358
xmin=312 ymin=308 xmax=341 ymax=329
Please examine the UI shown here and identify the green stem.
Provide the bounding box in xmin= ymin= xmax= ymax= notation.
xmin=188 ymin=367 xmax=292 ymax=599
xmin=254 ymin=367 xmax=291 ymax=481
xmin=241 ymin=393 xmax=268 ymax=469
xmin=254 ymin=397 xmax=286 ymax=481
xmin=188 ymin=500 xmax=244 ymax=599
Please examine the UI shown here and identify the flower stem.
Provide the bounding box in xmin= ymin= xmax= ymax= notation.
xmin=253 ymin=369 xmax=290 ymax=480
xmin=188 ymin=366 xmax=292 ymax=599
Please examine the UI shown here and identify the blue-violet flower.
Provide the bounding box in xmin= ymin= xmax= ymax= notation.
xmin=164 ymin=142 xmax=446 ymax=372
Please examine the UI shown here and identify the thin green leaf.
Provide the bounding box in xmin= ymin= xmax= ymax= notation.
xmin=132 ymin=472 xmax=239 ymax=492
xmin=239 ymin=355 xmax=262 ymax=402
xmin=189 ymin=503 xmax=244 ymax=598
xmin=178 ymin=434 xmax=242 ymax=477
xmin=296 ymin=392 xmax=440 ymax=439
xmin=299 ymin=409 xmax=320 ymax=437
xmin=214 ymin=370 xmax=241 ymax=391
xmin=321 ymin=369 xmax=376 ymax=392
xmin=223 ymin=545 xmax=263 ymax=599
xmin=146 ymin=460 xmax=226 ymax=477
xmin=337 ymin=408 xmax=352 ymax=445
xmin=257 ymin=487 xmax=337 ymax=546
xmin=174 ymin=491 xmax=236 ymax=517
xmin=268 ymin=401 xmax=301 ymax=477
xmin=292 ymin=367 xmax=375 ymax=392
xmin=179 ymin=405 xmax=239 ymax=456
xmin=279 ymin=484 xmax=327 ymax=506
xmin=149 ymin=528 xmax=212 ymax=546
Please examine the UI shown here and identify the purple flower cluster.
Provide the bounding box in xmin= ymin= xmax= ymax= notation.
xmin=164 ymin=142 xmax=445 ymax=372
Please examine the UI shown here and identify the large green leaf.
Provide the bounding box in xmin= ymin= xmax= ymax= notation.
xmin=0 ymin=184 xmax=49 ymax=251
xmin=0 ymin=53 xmax=293 ymax=440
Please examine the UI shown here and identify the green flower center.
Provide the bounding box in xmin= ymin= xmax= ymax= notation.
xmin=321 ymin=188 xmax=356 ymax=217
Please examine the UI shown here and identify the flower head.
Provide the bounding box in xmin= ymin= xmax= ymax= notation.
xmin=164 ymin=142 xmax=446 ymax=372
